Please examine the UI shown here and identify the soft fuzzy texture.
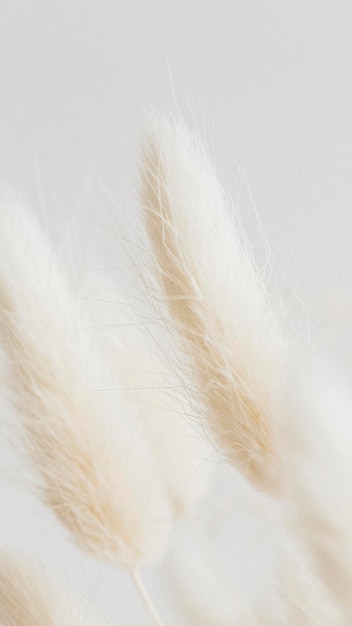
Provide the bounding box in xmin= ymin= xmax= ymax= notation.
xmin=0 ymin=197 xmax=170 ymax=569
xmin=96 ymin=290 xmax=211 ymax=518
xmin=140 ymin=115 xmax=286 ymax=494
xmin=280 ymin=355 xmax=352 ymax=622
xmin=71 ymin=262 xmax=211 ymax=520
xmin=139 ymin=115 xmax=346 ymax=623
xmin=0 ymin=552 xmax=83 ymax=626
xmin=1 ymin=117 xmax=349 ymax=625
xmin=121 ymin=345 xmax=210 ymax=517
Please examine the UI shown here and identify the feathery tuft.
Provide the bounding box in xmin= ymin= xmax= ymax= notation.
xmin=0 ymin=197 xmax=170 ymax=568
xmin=100 ymin=292 xmax=211 ymax=518
xmin=0 ymin=552 xmax=86 ymax=626
xmin=140 ymin=115 xmax=286 ymax=494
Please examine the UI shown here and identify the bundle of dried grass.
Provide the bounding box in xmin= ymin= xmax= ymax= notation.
xmin=0 ymin=114 xmax=349 ymax=625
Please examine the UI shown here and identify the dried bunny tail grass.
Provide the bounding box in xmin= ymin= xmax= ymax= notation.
xmin=120 ymin=339 xmax=211 ymax=518
xmin=89 ymin=284 xmax=211 ymax=519
xmin=0 ymin=196 xmax=170 ymax=569
xmin=0 ymin=552 xmax=87 ymax=626
xmin=140 ymin=114 xmax=286 ymax=495
xmin=279 ymin=354 xmax=352 ymax=620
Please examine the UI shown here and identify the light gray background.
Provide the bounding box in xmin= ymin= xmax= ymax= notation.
xmin=2 ymin=1 xmax=352 ymax=299
xmin=1 ymin=2 xmax=352 ymax=624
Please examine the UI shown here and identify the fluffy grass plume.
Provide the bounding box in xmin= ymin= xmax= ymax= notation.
xmin=100 ymin=293 xmax=211 ymax=518
xmin=0 ymin=197 xmax=170 ymax=569
xmin=0 ymin=552 xmax=84 ymax=626
xmin=121 ymin=345 xmax=210 ymax=518
xmin=140 ymin=114 xmax=286 ymax=494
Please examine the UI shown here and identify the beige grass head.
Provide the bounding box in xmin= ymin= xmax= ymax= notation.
xmin=140 ymin=114 xmax=286 ymax=495
xmin=0 ymin=197 xmax=170 ymax=570
xmin=0 ymin=551 xmax=93 ymax=626
xmin=91 ymin=286 xmax=211 ymax=519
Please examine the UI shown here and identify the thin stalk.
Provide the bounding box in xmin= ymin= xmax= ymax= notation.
xmin=131 ymin=569 xmax=164 ymax=626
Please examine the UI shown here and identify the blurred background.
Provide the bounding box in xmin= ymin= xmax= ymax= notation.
xmin=1 ymin=1 xmax=352 ymax=624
